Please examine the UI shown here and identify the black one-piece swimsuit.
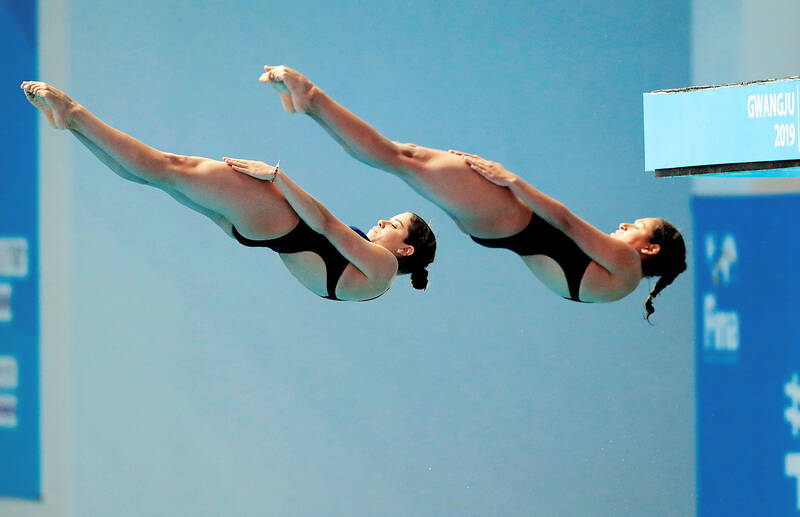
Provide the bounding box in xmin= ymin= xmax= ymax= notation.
xmin=232 ymin=220 xmax=378 ymax=301
xmin=470 ymin=212 xmax=592 ymax=302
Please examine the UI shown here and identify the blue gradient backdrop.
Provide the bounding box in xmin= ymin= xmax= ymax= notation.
xmin=59 ymin=1 xmax=692 ymax=515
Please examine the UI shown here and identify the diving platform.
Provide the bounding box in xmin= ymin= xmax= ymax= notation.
xmin=643 ymin=77 xmax=800 ymax=177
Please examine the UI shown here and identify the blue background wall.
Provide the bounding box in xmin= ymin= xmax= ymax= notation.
xmin=0 ymin=0 xmax=39 ymax=499
xmin=694 ymin=194 xmax=800 ymax=516
xmin=689 ymin=2 xmax=800 ymax=514
xmin=58 ymin=1 xmax=692 ymax=515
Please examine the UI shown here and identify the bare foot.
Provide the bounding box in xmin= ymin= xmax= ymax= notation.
xmin=20 ymin=81 xmax=77 ymax=129
xmin=258 ymin=65 xmax=318 ymax=114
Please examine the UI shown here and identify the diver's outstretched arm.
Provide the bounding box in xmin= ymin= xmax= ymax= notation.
xmin=449 ymin=150 xmax=569 ymax=229
xmin=222 ymin=157 xmax=332 ymax=231
xmin=261 ymin=66 xmax=410 ymax=175
xmin=223 ymin=157 xmax=397 ymax=282
xmin=450 ymin=150 xmax=640 ymax=275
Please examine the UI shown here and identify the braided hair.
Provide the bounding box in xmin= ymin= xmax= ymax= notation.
xmin=641 ymin=218 xmax=687 ymax=321
xmin=395 ymin=213 xmax=436 ymax=290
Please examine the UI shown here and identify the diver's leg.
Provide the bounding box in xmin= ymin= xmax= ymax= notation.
xmin=262 ymin=67 xmax=531 ymax=234
xmin=71 ymin=129 xmax=230 ymax=230
xmin=262 ymin=66 xmax=409 ymax=174
xmin=22 ymin=81 xmax=296 ymax=237
xmin=23 ymin=80 xmax=192 ymax=187
xmin=70 ymin=129 xmax=149 ymax=185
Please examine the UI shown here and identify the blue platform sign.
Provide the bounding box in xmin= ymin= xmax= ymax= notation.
xmin=645 ymin=77 xmax=800 ymax=174
xmin=0 ymin=0 xmax=40 ymax=499
xmin=693 ymin=194 xmax=800 ymax=516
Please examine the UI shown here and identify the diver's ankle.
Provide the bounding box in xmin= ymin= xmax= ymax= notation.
xmin=306 ymin=86 xmax=325 ymax=113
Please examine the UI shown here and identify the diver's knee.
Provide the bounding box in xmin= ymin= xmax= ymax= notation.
xmin=393 ymin=141 xmax=443 ymax=177
xmin=393 ymin=141 xmax=420 ymax=159
xmin=162 ymin=153 xmax=208 ymax=183
xmin=163 ymin=152 xmax=204 ymax=173
xmin=390 ymin=141 xmax=428 ymax=175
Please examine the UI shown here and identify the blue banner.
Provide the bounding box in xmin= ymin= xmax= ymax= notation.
xmin=693 ymin=194 xmax=800 ymax=516
xmin=0 ymin=0 xmax=40 ymax=499
xmin=645 ymin=78 xmax=800 ymax=172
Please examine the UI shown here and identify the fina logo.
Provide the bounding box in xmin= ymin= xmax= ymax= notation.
xmin=705 ymin=233 xmax=737 ymax=287
xmin=702 ymin=233 xmax=740 ymax=358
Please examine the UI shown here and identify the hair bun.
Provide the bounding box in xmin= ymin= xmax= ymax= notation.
xmin=410 ymin=268 xmax=429 ymax=290
xmin=644 ymin=295 xmax=655 ymax=319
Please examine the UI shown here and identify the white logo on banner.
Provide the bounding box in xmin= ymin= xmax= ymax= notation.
xmin=0 ymin=283 xmax=10 ymax=323
xmin=0 ymin=238 xmax=28 ymax=277
xmin=784 ymin=374 xmax=800 ymax=510
xmin=0 ymin=394 xmax=17 ymax=428
xmin=712 ymin=234 xmax=737 ymax=286
xmin=703 ymin=294 xmax=739 ymax=354
xmin=0 ymin=356 xmax=17 ymax=389
xmin=786 ymin=375 xmax=800 ymax=437
xmin=702 ymin=233 xmax=740 ymax=360
xmin=705 ymin=232 xmax=738 ymax=286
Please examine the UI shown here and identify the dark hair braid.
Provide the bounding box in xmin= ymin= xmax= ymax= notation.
xmin=410 ymin=268 xmax=429 ymax=290
xmin=396 ymin=213 xmax=437 ymax=290
xmin=641 ymin=219 xmax=687 ymax=321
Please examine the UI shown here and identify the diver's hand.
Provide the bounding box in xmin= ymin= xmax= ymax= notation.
xmin=449 ymin=150 xmax=517 ymax=187
xmin=223 ymin=157 xmax=280 ymax=182
xmin=259 ymin=65 xmax=318 ymax=114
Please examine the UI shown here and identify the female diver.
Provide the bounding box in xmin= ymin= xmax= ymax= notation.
xmin=21 ymin=81 xmax=436 ymax=301
xmin=260 ymin=65 xmax=686 ymax=318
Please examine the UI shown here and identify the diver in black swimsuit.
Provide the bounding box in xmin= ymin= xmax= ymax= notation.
xmin=261 ymin=64 xmax=686 ymax=318
xmin=21 ymin=81 xmax=436 ymax=302
xmin=231 ymin=220 xmax=377 ymax=301
xmin=469 ymin=212 xmax=592 ymax=303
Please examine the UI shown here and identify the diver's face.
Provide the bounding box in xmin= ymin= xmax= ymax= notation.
xmin=367 ymin=212 xmax=413 ymax=254
xmin=611 ymin=217 xmax=660 ymax=251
